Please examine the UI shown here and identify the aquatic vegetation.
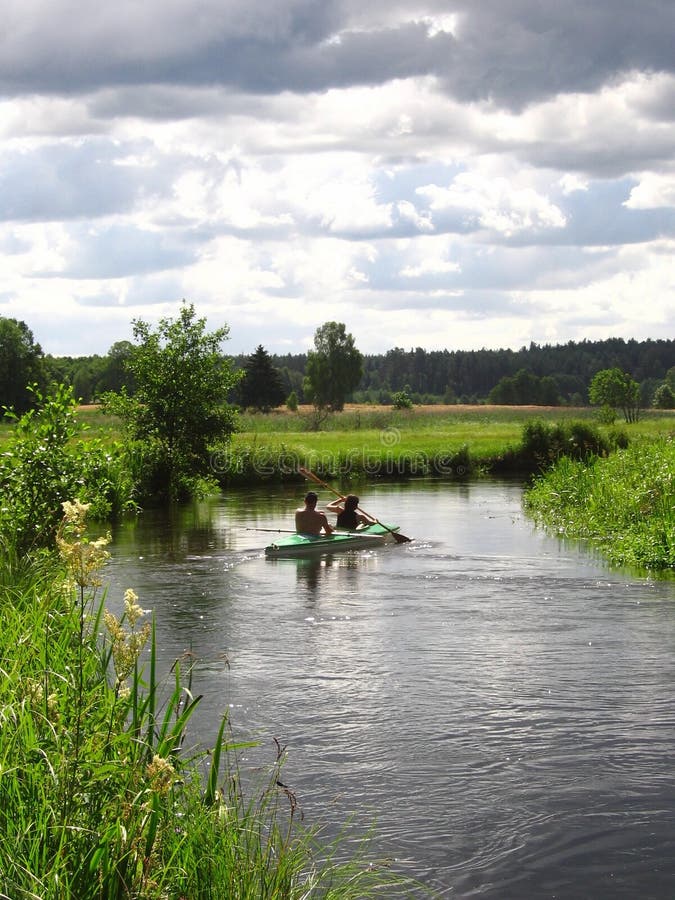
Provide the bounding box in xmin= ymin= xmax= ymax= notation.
xmin=524 ymin=437 xmax=674 ymax=571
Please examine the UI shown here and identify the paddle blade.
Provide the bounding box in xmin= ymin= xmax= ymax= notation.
xmin=392 ymin=531 xmax=412 ymax=543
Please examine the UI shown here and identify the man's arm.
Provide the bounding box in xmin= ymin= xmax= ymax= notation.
xmin=319 ymin=513 xmax=334 ymax=534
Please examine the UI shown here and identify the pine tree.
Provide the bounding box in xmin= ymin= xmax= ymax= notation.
xmin=240 ymin=345 xmax=286 ymax=412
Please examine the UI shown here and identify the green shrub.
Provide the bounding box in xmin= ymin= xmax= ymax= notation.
xmin=391 ymin=390 xmax=413 ymax=410
xmin=0 ymin=384 xmax=135 ymax=553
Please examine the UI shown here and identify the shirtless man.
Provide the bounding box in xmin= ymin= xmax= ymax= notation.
xmin=295 ymin=491 xmax=334 ymax=535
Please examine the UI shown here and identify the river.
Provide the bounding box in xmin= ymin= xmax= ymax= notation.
xmin=106 ymin=479 xmax=675 ymax=898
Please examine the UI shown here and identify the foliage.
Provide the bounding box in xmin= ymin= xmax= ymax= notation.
xmin=34 ymin=330 xmax=675 ymax=408
xmin=357 ymin=337 xmax=674 ymax=404
xmin=239 ymin=344 xmax=286 ymax=411
xmin=524 ymin=437 xmax=674 ymax=571
xmin=102 ymin=302 xmax=240 ymax=503
xmin=0 ymin=316 xmax=47 ymax=413
xmin=0 ymin=503 xmax=412 ymax=898
xmin=488 ymin=368 xmax=560 ymax=405
xmin=490 ymin=418 xmax=629 ymax=475
xmin=44 ymin=342 xmax=137 ymax=404
xmin=653 ymin=382 xmax=675 ymax=409
xmin=304 ymin=322 xmax=363 ymax=412
xmin=286 ymin=389 xmax=299 ymax=411
xmin=589 ymin=367 xmax=641 ymax=423
xmin=392 ymin=390 xmax=414 ymax=409
xmin=0 ymin=383 xmax=134 ymax=553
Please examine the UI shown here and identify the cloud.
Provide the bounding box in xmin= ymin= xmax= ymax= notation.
xmin=0 ymin=1 xmax=673 ymax=357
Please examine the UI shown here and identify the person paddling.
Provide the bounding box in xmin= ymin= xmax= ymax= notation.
xmin=326 ymin=494 xmax=376 ymax=531
xmin=295 ymin=491 xmax=334 ymax=535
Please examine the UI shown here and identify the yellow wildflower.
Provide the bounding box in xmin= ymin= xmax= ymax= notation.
xmin=146 ymin=754 xmax=177 ymax=795
xmin=123 ymin=589 xmax=149 ymax=627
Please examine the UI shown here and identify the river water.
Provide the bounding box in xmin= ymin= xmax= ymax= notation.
xmin=106 ymin=479 xmax=675 ymax=898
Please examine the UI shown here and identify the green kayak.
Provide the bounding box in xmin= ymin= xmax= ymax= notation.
xmin=264 ymin=523 xmax=399 ymax=558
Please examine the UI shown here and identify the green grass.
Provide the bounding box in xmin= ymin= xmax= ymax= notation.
xmin=223 ymin=406 xmax=674 ymax=484
xmin=524 ymin=437 xmax=675 ymax=571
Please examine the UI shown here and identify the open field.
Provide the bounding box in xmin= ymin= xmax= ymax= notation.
xmin=2 ymin=404 xmax=673 ymax=478
xmin=4 ymin=401 xmax=674 ymax=437
xmin=226 ymin=405 xmax=674 ymax=483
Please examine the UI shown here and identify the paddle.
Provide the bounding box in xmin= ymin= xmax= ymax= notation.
xmin=298 ymin=467 xmax=412 ymax=543
xmin=245 ymin=527 xmax=301 ymax=534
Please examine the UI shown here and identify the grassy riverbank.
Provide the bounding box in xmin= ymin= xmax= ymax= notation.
xmin=0 ymin=504 xmax=412 ymax=898
xmin=524 ymin=437 xmax=674 ymax=572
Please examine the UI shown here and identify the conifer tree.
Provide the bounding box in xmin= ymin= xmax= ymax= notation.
xmin=240 ymin=345 xmax=286 ymax=412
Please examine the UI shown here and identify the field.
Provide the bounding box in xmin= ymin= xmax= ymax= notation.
xmin=2 ymin=403 xmax=673 ymax=478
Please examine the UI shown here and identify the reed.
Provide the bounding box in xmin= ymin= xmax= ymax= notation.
xmin=0 ymin=503 xmax=415 ymax=898
xmin=524 ymin=437 xmax=674 ymax=571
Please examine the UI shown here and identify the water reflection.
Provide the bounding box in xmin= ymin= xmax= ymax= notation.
xmin=267 ymin=552 xmax=377 ymax=595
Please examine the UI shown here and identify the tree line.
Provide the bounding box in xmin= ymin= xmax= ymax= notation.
xmin=1 ymin=313 xmax=673 ymax=413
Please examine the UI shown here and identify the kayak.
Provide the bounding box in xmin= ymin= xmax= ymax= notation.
xmin=264 ymin=523 xmax=399 ymax=558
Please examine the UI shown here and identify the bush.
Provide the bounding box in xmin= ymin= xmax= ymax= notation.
xmin=493 ymin=418 xmax=617 ymax=475
xmin=0 ymin=384 xmax=135 ymax=553
xmin=391 ymin=390 xmax=413 ymax=410
xmin=653 ymin=383 xmax=675 ymax=409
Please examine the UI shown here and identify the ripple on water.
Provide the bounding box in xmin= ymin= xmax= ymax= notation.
xmin=108 ymin=482 xmax=675 ymax=898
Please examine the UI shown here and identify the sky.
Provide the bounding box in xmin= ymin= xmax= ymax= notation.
xmin=1 ymin=0 xmax=674 ymax=358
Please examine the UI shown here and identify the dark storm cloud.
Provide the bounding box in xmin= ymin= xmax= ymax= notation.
xmin=2 ymin=1 xmax=673 ymax=109
xmin=442 ymin=0 xmax=675 ymax=108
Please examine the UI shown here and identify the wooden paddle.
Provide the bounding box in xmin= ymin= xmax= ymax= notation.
xmin=298 ymin=467 xmax=412 ymax=543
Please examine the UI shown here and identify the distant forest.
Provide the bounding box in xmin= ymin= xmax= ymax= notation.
xmin=45 ymin=336 xmax=674 ymax=408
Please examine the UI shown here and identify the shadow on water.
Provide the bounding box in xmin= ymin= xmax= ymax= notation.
xmin=106 ymin=479 xmax=675 ymax=899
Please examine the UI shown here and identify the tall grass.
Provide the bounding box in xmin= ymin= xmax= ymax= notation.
xmin=0 ymin=503 xmax=415 ymax=898
xmin=524 ymin=437 xmax=674 ymax=571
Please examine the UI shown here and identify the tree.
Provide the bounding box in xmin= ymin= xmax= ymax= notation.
xmin=589 ymin=367 xmax=641 ymax=423
xmin=97 ymin=341 xmax=136 ymax=396
xmin=304 ymin=322 xmax=363 ymax=413
xmin=239 ymin=345 xmax=285 ymax=412
xmin=653 ymin=382 xmax=675 ymax=409
xmin=103 ymin=302 xmax=240 ymax=502
xmin=487 ymin=369 xmax=559 ymax=405
xmin=0 ymin=317 xmax=46 ymax=413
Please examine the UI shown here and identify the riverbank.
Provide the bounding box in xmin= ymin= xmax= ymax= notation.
xmin=525 ymin=436 xmax=674 ymax=572
xmin=0 ymin=504 xmax=413 ymax=898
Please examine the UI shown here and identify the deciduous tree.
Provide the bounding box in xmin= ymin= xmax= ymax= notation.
xmin=103 ymin=302 xmax=240 ymax=502
xmin=304 ymin=322 xmax=362 ymax=413
xmin=589 ymin=367 xmax=641 ymax=423
xmin=0 ymin=317 xmax=46 ymax=413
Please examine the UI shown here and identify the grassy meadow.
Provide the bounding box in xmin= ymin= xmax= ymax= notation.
xmin=222 ymin=404 xmax=674 ymax=483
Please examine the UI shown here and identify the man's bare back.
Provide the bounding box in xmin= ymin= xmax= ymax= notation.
xmin=295 ymin=491 xmax=333 ymax=535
